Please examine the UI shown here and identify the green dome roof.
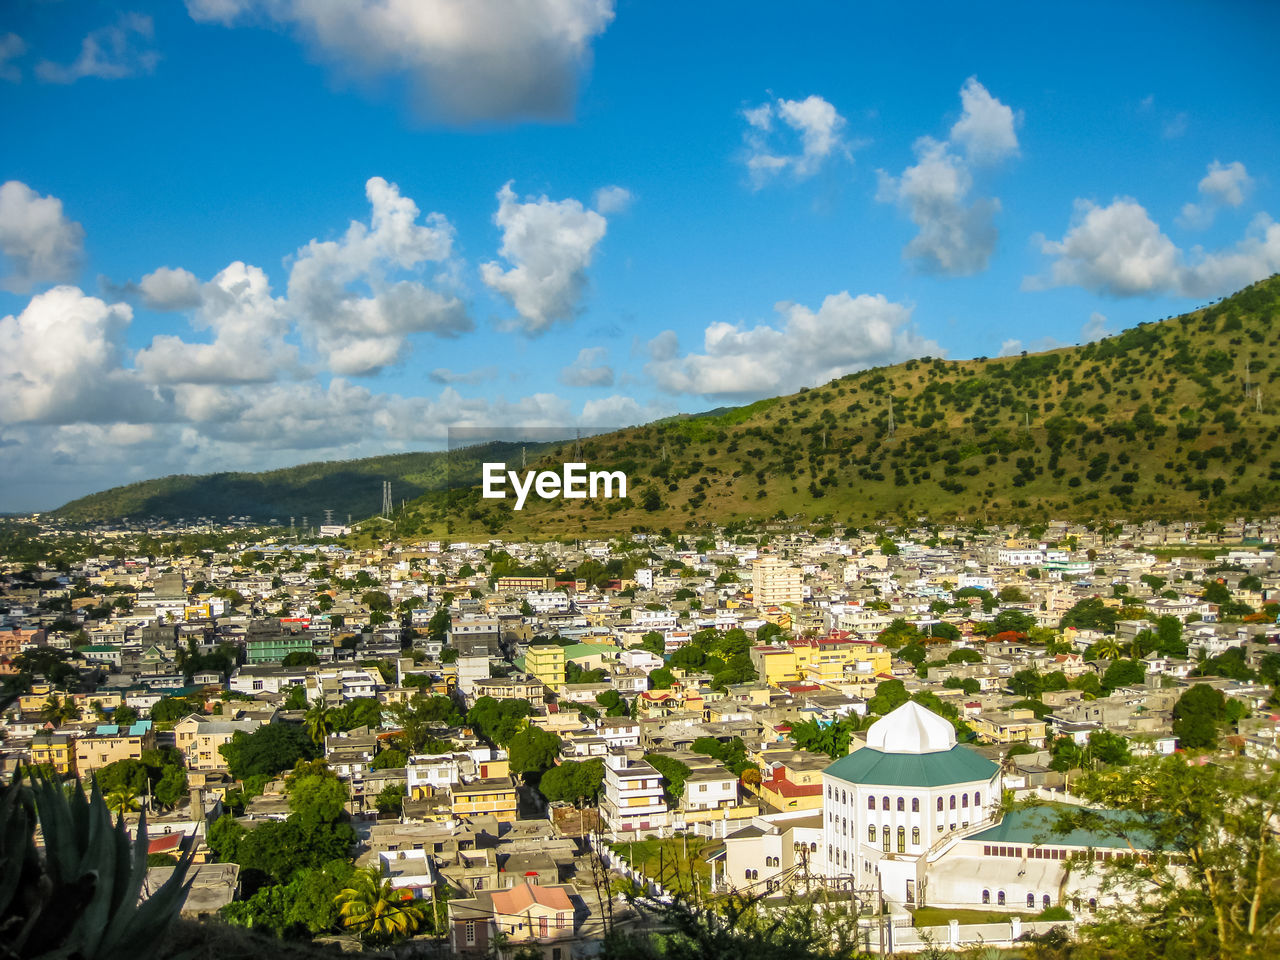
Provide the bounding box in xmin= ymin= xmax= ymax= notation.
xmin=824 ymin=744 xmax=998 ymax=788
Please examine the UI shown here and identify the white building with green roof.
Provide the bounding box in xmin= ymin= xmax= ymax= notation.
xmin=822 ymin=701 xmax=1001 ymax=909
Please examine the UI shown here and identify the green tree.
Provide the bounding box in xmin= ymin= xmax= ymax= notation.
xmin=304 ymin=699 xmax=334 ymax=746
xmin=866 ymin=677 xmax=908 ymax=715
xmin=507 ymin=726 xmax=562 ymax=777
xmin=649 ymin=667 xmax=676 ymax=690
xmin=374 ymin=783 xmax=405 ymax=816
xmin=285 ymin=762 xmax=348 ymax=824
xmin=1043 ymin=755 xmax=1280 ymax=960
xmin=1101 ymin=658 xmax=1145 ymax=691
xmin=282 ymin=651 xmax=320 ymax=667
xmin=333 ymin=865 xmax=430 ymax=944
xmin=538 ymin=758 xmax=605 ymax=805
xmin=219 ymin=722 xmax=317 ymax=780
xmin=1172 ymin=683 xmax=1228 ymax=749
xmin=644 ymin=753 xmax=691 ymax=804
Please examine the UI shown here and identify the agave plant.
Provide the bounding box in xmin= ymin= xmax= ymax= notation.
xmin=0 ymin=771 xmax=193 ymax=960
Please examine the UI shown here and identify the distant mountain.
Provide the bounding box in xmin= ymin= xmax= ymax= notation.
xmin=55 ymin=276 xmax=1280 ymax=533
xmin=50 ymin=442 xmax=547 ymax=524
xmin=397 ymin=275 xmax=1280 ymax=537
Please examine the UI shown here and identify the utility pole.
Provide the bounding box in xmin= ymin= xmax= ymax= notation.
xmin=887 ymin=394 xmax=895 ymax=438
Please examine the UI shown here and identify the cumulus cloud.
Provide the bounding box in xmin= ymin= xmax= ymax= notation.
xmin=646 ymin=292 xmax=941 ymax=400
xmin=876 ymin=78 xmax=1017 ymax=275
xmin=948 ymin=76 xmax=1020 ymax=164
xmin=0 ymin=181 xmax=85 ymax=292
xmin=288 ymin=176 xmax=468 ymax=375
xmin=742 ymin=94 xmax=849 ymax=187
xmin=1030 ymin=198 xmax=1280 ymax=299
xmin=559 ymin=346 xmax=614 ymax=387
xmin=1082 ymin=311 xmax=1111 ymax=341
xmin=138 ymin=266 xmax=203 ymax=310
xmin=34 ymin=13 xmax=159 ymax=84
xmin=185 ymin=0 xmax=615 ymax=122
xmin=0 ymin=33 xmax=25 ymax=82
xmin=135 ymin=261 xmax=297 ymax=383
xmin=592 ymin=185 xmax=633 ymax=215
xmin=480 ymin=182 xmax=608 ymax=334
xmin=1178 ymin=160 xmax=1253 ymax=229
xmin=580 ymin=393 xmax=673 ymax=427
xmin=998 ymin=338 xmax=1023 ymax=357
xmin=0 ymin=286 xmax=161 ymax=424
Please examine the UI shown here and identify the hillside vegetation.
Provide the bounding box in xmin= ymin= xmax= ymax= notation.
xmin=55 ymin=276 xmax=1280 ymax=534
xmin=398 ymin=275 xmax=1280 ymax=537
xmin=52 ymin=442 xmax=542 ymax=524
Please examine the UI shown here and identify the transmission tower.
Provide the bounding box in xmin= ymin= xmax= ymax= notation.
xmin=887 ymin=394 xmax=896 ymax=438
xmin=574 ymin=429 xmax=583 ymax=461
xmin=381 ymin=481 xmax=393 ymax=518
xmin=324 ymin=509 xmax=334 ymax=525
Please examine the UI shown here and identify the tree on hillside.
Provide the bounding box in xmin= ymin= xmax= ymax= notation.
xmin=1172 ymin=683 xmax=1238 ymax=749
xmin=219 ymin=722 xmax=316 ymax=780
xmin=539 ymin=758 xmax=606 ymax=805
xmin=507 ymin=726 xmax=562 ymax=778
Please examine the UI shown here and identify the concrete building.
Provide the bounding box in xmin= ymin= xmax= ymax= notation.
xmin=600 ymin=755 xmax=669 ymax=837
xmin=752 ymin=556 xmax=803 ymax=608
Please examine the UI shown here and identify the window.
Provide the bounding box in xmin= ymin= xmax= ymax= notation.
xmin=828 ymin=843 xmax=833 ymax=861
xmin=867 ymin=795 xmax=876 ymax=810
xmin=897 ymin=796 xmax=905 ymax=811
xmin=982 ymin=890 xmax=990 ymax=904
xmin=949 ymin=795 xmax=956 ymax=810
xmin=881 ymin=796 xmax=889 ymax=810
xmin=937 ymin=796 xmax=944 ymax=812
xmin=553 ymin=950 xmax=562 ymax=960
xmin=911 ymin=797 xmax=919 ymax=812
xmin=906 ymin=879 xmax=915 ymax=904
xmin=811 ymin=842 xmax=817 ymax=852
xmin=997 ymin=891 xmax=1006 ymax=906
xmin=827 ymin=784 xmax=832 ymax=798
xmin=911 ymin=827 xmax=920 ymax=845
xmin=841 ymin=790 xmax=847 ymax=804
xmin=868 ymin=824 xmax=876 ymax=842
xmin=881 ymin=825 xmax=890 ymax=852
xmin=974 ymin=791 xmax=981 ymax=806
xmin=465 ymin=921 xmax=476 ymax=945
xmin=1027 ymin=893 xmax=1035 ymax=908
xmin=962 ymin=793 xmax=969 ymax=807
xmin=1043 ymin=894 xmax=1051 ymax=909
xmin=896 ymin=826 xmax=905 ymax=853
xmin=1088 ymin=898 xmax=1097 ymax=912
xmin=842 ymin=817 xmax=847 ymax=835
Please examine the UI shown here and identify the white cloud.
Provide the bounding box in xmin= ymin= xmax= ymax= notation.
xmin=0 ymin=33 xmax=25 ymax=82
xmin=138 ymin=266 xmax=203 ymax=310
xmin=742 ymin=94 xmax=849 ymax=187
xmin=135 ymin=261 xmax=297 ymax=384
xmin=1178 ymin=160 xmax=1253 ymax=229
xmin=949 ymin=76 xmax=1020 ymax=164
xmin=185 ymin=0 xmax=615 ymax=122
xmin=592 ymin=185 xmax=633 ymax=215
xmin=0 ymin=286 xmax=161 ymax=424
xmin=287 ymin=176 xmax=468 ymax=374
xmin=1082 ymin=311 xmax=1111 ymax=341
xmin=1030 ymin=198 xmax=1280 ymax=299
xmin=559 ymin=346 xmax=614 ymax=387
xmin=0 ymin=181 xmax=85 ymax=292
xmin=998 ymin=338 xmax=1023 ymax=357
xmin=34 ymin=13 xmax=159 ymax=84
xmin=876 ymin=78 xmax=1016 ymax=276
xmin=480 ymin=182 xmax=608 ymax=334
xmin=646 ymin=291 xmax=941 ymax=400
xmin=580 ymin=393 xmax=672 ymax=427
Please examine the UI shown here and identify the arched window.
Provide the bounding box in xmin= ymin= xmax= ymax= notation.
xmin=911 ymin=827 xmax=920 ymax=845
xmin=937 ymin=796 xmax=944 ymax=812
xmin=881 ymin=825 xmax=890 ymax=852
xmin=1072 ymin=898 xmax=1081 ymax=912
xmin=962 ymin=793 xmax=969 ymax=807
xmin=911 ymin=797 xmax=920 ymax=812
xmin=842 ymin=817 xmax=847 ymax=835
xmin=1027 ymin=893 xmax=1035 ymax=908
xmin=982 ymin=890 xmax=990 ymax=904
xmin=841 ymin=790 xmax=847 ymax=804
xmin=1088 ymin=898 xmax=1097 ymax=912
xmin=828 ymin=843 xmax=833 ymax=861
xmin=881 ymin=795 xmax=889 ymax=810
xmin=1043 ymin=894 xmax=1051 ymax=909
xmin=897 ymin=796 xmax=905 ymax=811
xmin=843 ymin=849 xmax=849 ymax=867
xmin=827 ymin=784 xmax=832 ymax=798
xmin=950 ymin=795 xmax=956 ymax=810
xmin=997 ymin=891 xmax=1006 ymax=906
xmin=745 ymin=869 xmax=753 ymax=880
xmin=868 ymin=795 xmax=876 ymax=810
xmin=811 ymin=842 xmax=818 ymax=852
xmin=868 ymin=824 xmax=876 ymax=842
xmin=974 ymin=791 xmax=982 ymax=806
xmin=896 ymin=826 xmax=906 ymax=853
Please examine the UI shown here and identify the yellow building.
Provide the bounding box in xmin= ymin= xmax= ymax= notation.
xmin=970 ymin=709 xmax=1048 ymax=746
xmin=525 ymin=644 xmax=566 ymax=691
xmin=173 ymin=715 xmax=262 ymax=771
xmin=751 ymin=636 xmax=891 ymax=688
xmin=74 ymin=721 xmax=155 ymax=780
xmin=451 ymin=777 xmax=518 ymax=823
xmin=30 ymin=731 xmax=76 ymax=775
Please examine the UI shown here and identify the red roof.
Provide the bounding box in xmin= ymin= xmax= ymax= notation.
xmin=147 ymin=833 xmax=183 ymax=855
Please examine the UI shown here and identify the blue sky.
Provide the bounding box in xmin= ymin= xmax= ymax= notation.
xmin=2 ymin=0 xmax=1279 ymax=511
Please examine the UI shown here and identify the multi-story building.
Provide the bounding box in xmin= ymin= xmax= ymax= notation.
xmin=448 ymin=880 xmax=583 ymax=958
xmin=493 ymin=576 xmax=556 ymax=593
xmin=525 ymin=644 xmax=566 ymax=691
xmin=173 ymin=715 xmax=262 ymax=771
xmin=74 ymin=720 xmax=155 ymax=780
xmin=752 ymin=556 xmax=803 ymax=608
xmin=600 ymin=756 xmax=669 ymax=837
xmin=30 ymin=731 xmax=76 ymax=775
xmin=451 ymin=777 xmax=518 ymax=823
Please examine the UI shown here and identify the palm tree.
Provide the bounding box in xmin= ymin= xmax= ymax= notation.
xmin=333 ymin=865 xmax=429 ymax=943
xmin=1092 ymin=637 xmax=1122 ymax=661
xmin=305 ymin=698 xmax=334 ymax=746
xmin=105 ymin=787 xmax=141 ymax=820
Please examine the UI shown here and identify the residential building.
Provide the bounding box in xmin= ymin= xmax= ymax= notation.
xmin=600 ymin=756 xmax=669 ymax=837
xmin=752 ymin=556 xmax=803 ymax=608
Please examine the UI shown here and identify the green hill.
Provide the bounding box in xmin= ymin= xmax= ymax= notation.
xmin=51 ymin=442 xmax=547 ymax=524
xmin=395 ymin=275 xmax=1280 ymax=538
xmin=55 ymin=276 xmax=1280 ymax=533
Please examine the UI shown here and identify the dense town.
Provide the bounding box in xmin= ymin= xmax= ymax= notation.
xmin=2 ymin=516 xmax=1278 ymax=957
